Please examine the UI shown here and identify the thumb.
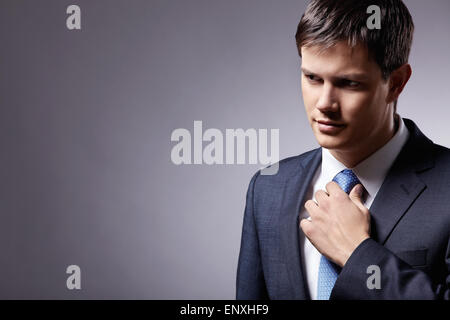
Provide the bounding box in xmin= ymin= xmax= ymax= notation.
xmin=349 ymin=184 xmax=366 ymax=210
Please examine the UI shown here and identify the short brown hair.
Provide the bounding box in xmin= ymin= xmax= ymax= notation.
xmin=295 ymin=0 xmax=414 ymax=81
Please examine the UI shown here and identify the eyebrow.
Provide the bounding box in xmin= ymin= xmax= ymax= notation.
xmin=301 ymin=68 xmax=369 ymax=81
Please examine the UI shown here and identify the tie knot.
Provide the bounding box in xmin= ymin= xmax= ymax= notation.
xmin=332 ymin=169 xmax=361 ymax=194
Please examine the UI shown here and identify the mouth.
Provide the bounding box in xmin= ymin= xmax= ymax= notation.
xmin=315 ymin=119 xmax=346 ymax=134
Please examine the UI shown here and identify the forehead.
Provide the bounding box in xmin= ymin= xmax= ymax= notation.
xmin=300 ymin=41 xmax=380 ymax=77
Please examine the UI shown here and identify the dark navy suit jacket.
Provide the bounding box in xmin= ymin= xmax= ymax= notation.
xmin=236 ymin=119 xmax=450 ymax=300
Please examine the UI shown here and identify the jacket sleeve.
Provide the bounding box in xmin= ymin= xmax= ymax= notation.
xmin=331 ymin=238 xmax=450 ymax=300
xmin=236 ymin=171 xmax=269 ymax=300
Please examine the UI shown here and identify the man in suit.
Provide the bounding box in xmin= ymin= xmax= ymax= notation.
xmin=236 ymin=0 xmax=449 ymax=300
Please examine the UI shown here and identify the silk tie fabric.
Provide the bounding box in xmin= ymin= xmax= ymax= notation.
xmin=316 ymin=169 xmax=361 ymax=300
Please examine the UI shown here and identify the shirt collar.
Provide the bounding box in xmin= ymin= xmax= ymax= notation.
xmin=321 ymin=115 xmax=410 ymax=200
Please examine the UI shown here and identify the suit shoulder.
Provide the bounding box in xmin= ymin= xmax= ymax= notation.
xmin=253 ymin=148 xmax=320 ymax=184
xmin=432 ymin=143 xmax=450 ymax=170
xmin=277 ymin=148 xmax=320 ymax=173
xmin=433 ymin=143 xmax=450 ymax=158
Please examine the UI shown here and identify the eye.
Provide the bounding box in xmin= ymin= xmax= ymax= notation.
xmin=343 ymin=80 xmax=360 ymax=88
xmin=305 ymin=74 xmax=322 ymax=83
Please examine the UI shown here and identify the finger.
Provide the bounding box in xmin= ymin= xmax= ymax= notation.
xmin=304 ymin=199 xmax=320 ymax=219
xmin=349 ymin=184 xmax=369 ymax=213
xmin=300 ymin=218 xmax=314 ymax=239
xmin=349 ymin=184 xmax=366 ymax=210
xmin=314 ymin=189 xmax=329 ymax=207
xmin=325 ymin=181 xmax=343 ymax=196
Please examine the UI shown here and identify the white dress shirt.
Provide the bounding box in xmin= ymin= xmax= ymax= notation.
xmin=298 ymin=115 xmax=410 ymax=300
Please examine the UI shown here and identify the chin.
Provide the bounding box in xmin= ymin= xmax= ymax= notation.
xmin=314 ymin=133 xmax=347 ymax=150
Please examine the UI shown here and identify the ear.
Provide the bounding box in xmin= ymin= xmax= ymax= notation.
xmin=386 ymin=64 xmax=412 ymax=104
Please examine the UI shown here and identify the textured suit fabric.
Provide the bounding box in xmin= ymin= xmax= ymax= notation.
xmin=236 ymin=119 xmax=450 ymax=300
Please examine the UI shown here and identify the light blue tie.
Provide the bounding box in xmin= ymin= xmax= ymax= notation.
xmin=316 ymin=169 xmax=361 ymax=300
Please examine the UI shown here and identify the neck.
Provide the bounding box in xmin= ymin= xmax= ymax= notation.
xmin=330 ymin=115 xmax=399 ymax=168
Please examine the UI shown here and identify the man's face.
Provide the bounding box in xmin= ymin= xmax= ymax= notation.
xmin=301 ymin=41 xmax=393 ymax=155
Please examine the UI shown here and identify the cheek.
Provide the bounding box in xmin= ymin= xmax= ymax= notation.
xmin=301 ymin=82 xmax=316 ymax=113
xmin=341 ymin=91 xmax=378 ymax=119
xmin=360 ymin=87 xmax=389 ymax=122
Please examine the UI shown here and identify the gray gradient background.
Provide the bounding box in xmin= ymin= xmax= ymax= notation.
xmin=1 ymin=0 xmax=449 ymax=299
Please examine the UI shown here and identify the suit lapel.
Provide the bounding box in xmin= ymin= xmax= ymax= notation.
xmin=369 ymin=119 xmax=435 ymax=244
xmin=369 ymin=161 xmax=426 ymax=244
xmin=279 ymin=149 xmax=321 ymax=299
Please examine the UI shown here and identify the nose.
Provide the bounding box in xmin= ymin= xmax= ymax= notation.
xmin=316 ymin=83 xmax=339 ymax=113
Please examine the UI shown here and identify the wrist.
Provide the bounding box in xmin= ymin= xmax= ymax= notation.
xmin=341 ymin=235 xmax=370 ymax=267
